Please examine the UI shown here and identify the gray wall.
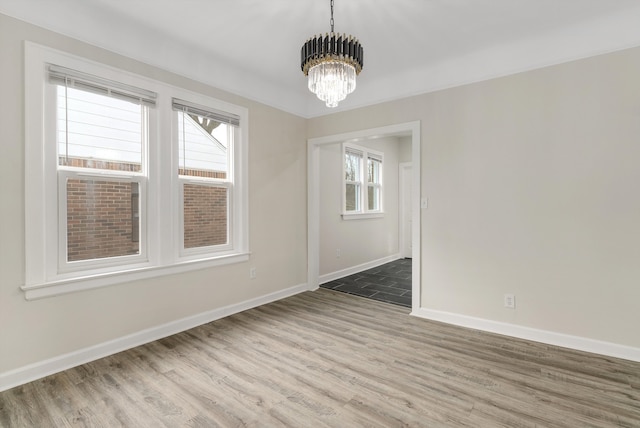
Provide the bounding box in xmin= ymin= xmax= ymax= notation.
xmin=309 ymin=46 xmax=640 ymax=349
xmin=0 ymin=14 xmax=307 ymax=376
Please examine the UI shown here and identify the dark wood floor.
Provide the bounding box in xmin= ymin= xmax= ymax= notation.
xmin=321 ymin=258 xmax=412 ymax=307
xmin=1 ymin=288 xmax=639 ymax=427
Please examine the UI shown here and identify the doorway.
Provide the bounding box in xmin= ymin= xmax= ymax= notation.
xmin=307 ymin=121 xmax=421 ymax=312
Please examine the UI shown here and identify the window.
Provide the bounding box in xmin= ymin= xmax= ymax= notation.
xmin=342 ymin=143 xmax=384 ymax=218
xmin=344 ymin=148 xmax=362 ymax=212
xmin=173 ymin=99 xmax=239 ymax=256
xmin=24 ymin=43 xmax=248 ymax=299
xmin=50 ymin=65 xmax=151 ymax=271
xmin=367 ymin=154 xmax=382 ymax=211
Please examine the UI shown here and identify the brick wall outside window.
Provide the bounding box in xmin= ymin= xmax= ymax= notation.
xmin=67 ymin=178 xmax=139 ymax=262
xmin=62 ymin=158 xmax=227 ymax=261
xmin=61 ymin=157 xmax=141 ymax=172
xmin=179 ymin=168 xmax=226 ymax=179
xmin=183 ymin=184 xmax=228 ymax=248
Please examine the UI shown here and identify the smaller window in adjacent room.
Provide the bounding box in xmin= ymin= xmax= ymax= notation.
xmin=344 ymin=147 xmax=362 ymax=212
xmin=367 ymin=154 xmax=382 ymax=211
xmin=343 ymin=143 xmax=383 ymax=218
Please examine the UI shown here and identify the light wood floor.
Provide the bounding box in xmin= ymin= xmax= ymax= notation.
xmin=1 ymin=288 xmax=639 ymax=427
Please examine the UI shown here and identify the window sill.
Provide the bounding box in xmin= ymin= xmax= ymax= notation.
xmin=341 ymin=212 xmax=385 ymax=220
xmin=21 ymin=252 xmax=250 ymax=301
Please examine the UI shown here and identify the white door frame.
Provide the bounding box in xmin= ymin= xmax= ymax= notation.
xmin=399 ymin=162 xmax=412 ymax=259
xmin=307 ymin=121 xmax=421 ymax=313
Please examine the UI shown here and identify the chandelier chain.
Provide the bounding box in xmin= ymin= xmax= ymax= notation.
xmin=330 ymin=0 xmax=335 ymax=32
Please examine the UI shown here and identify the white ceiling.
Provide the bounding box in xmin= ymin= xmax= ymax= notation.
xmin=2 ymin=0 xmax=640 ymax=117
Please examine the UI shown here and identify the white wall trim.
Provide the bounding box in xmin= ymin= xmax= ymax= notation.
xmin=398 ymin=162 xmax=412 ymax=260
xmin=0 ymin=282 xmax=308 ymax=392
xmin=319 ymin=254 xmax=402 ymax=285
xmin=21 ymin=253 xmax=251 ymax=300
xmin=412 ymin=308 xmax=640 ymax=363
xmin=341 ymin=212 xmax=385 ymax=221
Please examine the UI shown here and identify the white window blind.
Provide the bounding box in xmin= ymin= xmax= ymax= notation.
xmin=172 ymin=98 xmax=240 ymax=126
xmin=48 ymin=64 xmax=157 ymax=107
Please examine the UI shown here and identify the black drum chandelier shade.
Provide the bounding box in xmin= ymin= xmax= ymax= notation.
xmin=300 ymin=0 xmax=364 ymax=108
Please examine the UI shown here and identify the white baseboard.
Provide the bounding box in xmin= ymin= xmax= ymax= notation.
xmin=0 ymin=282 xmax=309 ymax=392
xmin=319 ymin=253 xmax=402 ymax=284
xmin=412 ymin=307 xmax=640 ymax=363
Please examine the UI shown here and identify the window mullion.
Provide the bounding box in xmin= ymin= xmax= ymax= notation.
xmin=155 ymin=98 xmax=174 ymax=265
xmin=360 ymin=155 xmax=368 ymax=212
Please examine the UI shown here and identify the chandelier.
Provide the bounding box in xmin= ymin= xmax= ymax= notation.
xmin=301 ymin=0 xmax=364 ymax=108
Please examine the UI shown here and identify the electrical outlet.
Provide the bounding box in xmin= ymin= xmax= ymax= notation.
xmin=504 ymin=294 xmax=515 ymax=309
xmin=336 ymin=249 xmax=341 ymax=258
xmin=249 ymin=267 xmax=257 ymax=279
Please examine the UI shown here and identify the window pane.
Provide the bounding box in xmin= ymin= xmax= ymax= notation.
xmin=368 ymin=185 xmax=380 ymax=211
xmin=184 ymin=184 xmax=228 ymax=248
xmin=368 ymin=156 xmax=381 ymax=184
xmin=57 ymin=86 xmax=143 ymax=172
xmin=67 ymin=178 xmax=140 ymax=262
xmin=345 ymin=183 xmax=361 ymax=212
xmin=345 ymin=151 xmax=361 ymax=182
xmin=178 ymin=111 xmax=230 ymax=179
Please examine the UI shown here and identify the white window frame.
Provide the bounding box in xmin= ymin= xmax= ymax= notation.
xmin=172 ymin=99 xmax=239 ymax=260
xmin=56 ymin=170 xmax=149 ymax=273
xmin=343 ymin=147 xmax=363 ymax=213
xmin=23 ymin=42 xmax=249 ymax=300
xmin=48 ymin=75 xmax=152 ymax=274
xmin=367 ymin=153 xmax=383 ymax=212
xmin=178 ymin=179 xmax=233 ymax=257
xmin=342 ymin=143 xmax=384 ymax=220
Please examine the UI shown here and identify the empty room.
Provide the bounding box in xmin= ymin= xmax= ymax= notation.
xmin=0 ymin=1 xmax=639 ymax=426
